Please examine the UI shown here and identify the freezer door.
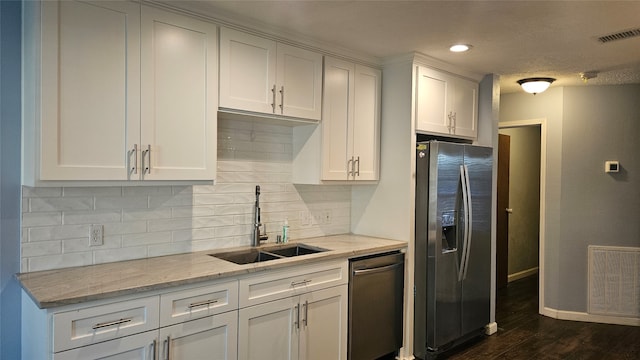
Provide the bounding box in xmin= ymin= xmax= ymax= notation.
xmin=461 ymin=145 xmax=493 ymax=335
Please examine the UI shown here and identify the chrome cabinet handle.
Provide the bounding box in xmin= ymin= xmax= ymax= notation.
xmin=188 ymin=299 xmax=218 ymax=309
xmin=355 ymin=156 xmax=360 ymax=177
xmin=352 ymin=262 xmax=403 ymax=276
xmin=302 ymin=300 xmax=308 ymax=327
xmin=163 ymin=336 xmax=170 ymax=360
xmin=142 ymin=144 xmax=151 ymax=175
xmin=150 ymin=339 xmax=157 ymax=360
xmin=347 ymin=157 xmax=353 ymax=177
xmin=291 ymin=279 xmax=312 ymax=287
xmin=130 ymin=144 xmax=138 ymax=175
xmin=294 ymin=304 xmax=300 ymax=329
xmin=452 ymin=111 xmax=457 ymax=133
xmin=92 ymin=317 xmax=132 ymax=330
xmin=271 ymin=85 xmax=276 ymax=112
xmin=279 ymin=86 xmax=284 ymax=114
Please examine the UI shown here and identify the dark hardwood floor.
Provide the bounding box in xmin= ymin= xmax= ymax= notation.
xmin=439 ymin=275 xmax=640 ymax=359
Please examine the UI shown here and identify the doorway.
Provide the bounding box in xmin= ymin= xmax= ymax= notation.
xmin=496 ymin=123 xmax=543 ymax=294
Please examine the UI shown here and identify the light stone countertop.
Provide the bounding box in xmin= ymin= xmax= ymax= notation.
xmin=17 ymin=234 xmax=407 ymax=309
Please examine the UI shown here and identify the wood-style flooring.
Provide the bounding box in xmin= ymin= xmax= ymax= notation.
xmin=440 ymin=275 xmax=640 ymax=359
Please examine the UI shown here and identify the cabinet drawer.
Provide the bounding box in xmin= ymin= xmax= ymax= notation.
xmin=53 ymin=296 xmax=159 ymax=353
xmin=53 ymin=330 xmax=158 ymax=360
xmin=160 ymin=281 xmax=238 ymax=326
xmin=239 ymin=260 xmax=348 ymax=308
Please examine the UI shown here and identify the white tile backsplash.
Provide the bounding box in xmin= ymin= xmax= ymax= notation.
xmin=21 ymin=118 xmax=352 ymax=272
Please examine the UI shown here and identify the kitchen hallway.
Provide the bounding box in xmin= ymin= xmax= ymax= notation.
xmin=432 ymin=276 xmax=640 ymax=359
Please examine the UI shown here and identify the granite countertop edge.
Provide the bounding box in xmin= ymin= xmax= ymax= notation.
xmin=17 ymin=234 xmax=407 ymax=309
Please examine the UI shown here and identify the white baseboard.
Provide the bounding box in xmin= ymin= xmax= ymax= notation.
xmin=485 ymin=322 xmax=498 ymax=335
xmin=508 ymin=267 xmax=538 ymax=283
xmin=542 ymin=307 xmax=640 ymax=326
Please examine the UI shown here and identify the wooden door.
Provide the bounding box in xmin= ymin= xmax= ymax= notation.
xmin=219 ymin=28 xmax=277 ymax=115
xmin=159 ymin=311 xmax=238 ymax=360
xmin=321 ymin=57 xmax=354 ymax=181
xmin=238 ymin=297 xmax=299 ymax=360
xmin=299 ymin=286 xmax=347 ymax=360
xmin=140 ymin=6 xmax=218 ymax=181
xmin=351 ymin=64 xmax=381 ymax=181
xmin=40 ymin=0 xmax=140 ymax=180
xmin=277 ymin=43 xmax=323 ymax=120
xmin=415 ymin=66 xmax=449 ymax=135
xmin=496 ymin=134 xmax=511 ymax=290
xmin=450 ymin=77 xmax=478 ymax=139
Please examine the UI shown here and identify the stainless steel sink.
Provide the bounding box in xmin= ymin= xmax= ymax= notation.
xmin=265 ymin=244 xmax=327 ymax=257
xmin=211 ymin=249 xmax=280 ymax=265
xmin=210 ymin=243 xmax=327 ymax=265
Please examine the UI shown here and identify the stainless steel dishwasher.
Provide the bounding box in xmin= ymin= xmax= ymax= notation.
xmin=349 ymin=251 xmax=405 ymax=360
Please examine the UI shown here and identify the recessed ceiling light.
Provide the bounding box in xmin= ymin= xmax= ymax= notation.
xmin=449 ymin=44 xmax=472 ymax=52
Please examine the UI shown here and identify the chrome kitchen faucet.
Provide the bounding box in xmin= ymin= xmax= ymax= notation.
xmin=253 ymin=185 xmax=268 ymax=246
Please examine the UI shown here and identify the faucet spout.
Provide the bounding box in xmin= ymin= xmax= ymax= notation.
xmin=253 ymin=185 xmax=268 ymax=246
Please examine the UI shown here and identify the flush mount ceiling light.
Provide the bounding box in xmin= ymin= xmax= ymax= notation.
xmin=517 ymin=77 xmax=556 ymax=95
xmin=449 ymin=44 xmax=472 ymax=52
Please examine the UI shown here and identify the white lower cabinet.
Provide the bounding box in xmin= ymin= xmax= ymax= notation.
xmin=159 ymin=311 xmax=238 ymax=360
xmin=238 ymin=285 xmax=347 ymax=360
xmin=22 ymin=261 xmax=349 ymax=360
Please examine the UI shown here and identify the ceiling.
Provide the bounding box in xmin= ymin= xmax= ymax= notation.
xmin=159 ymin=0 xmax=640 ymax=93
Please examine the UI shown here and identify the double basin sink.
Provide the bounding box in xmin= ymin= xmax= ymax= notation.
xmin=210 ymin=243 xmax=327 ymax=265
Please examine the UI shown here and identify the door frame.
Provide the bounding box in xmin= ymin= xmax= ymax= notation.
xmin=498 ymin=118 xmax=546 ymax=314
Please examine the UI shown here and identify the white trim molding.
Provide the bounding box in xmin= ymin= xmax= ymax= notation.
xmin=542 ymin=307 xmax=640 ymax=327
xmin=508 ymin=267 xmax=539 ymax=283
xmin=498 ymin=118 xmax=547 ymax=316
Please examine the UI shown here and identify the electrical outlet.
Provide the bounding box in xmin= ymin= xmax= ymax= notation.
xmin=323 ymin=210 xmax=332 ymax=224
xmin=89 ymin=224 xmax=104 ymax=246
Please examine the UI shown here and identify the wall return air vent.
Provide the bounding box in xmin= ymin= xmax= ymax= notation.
xmin=597 ymin=28 xmax=640 ymax=43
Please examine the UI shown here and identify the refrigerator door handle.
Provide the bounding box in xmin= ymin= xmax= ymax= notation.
xmin=458 ymin=165 xmax=470 ymax=281
xmin=462 ymin=164 xmax=473 ymax=280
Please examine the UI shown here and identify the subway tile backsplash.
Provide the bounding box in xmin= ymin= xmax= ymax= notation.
xmin=21 ymin=118 xmax=351 ymax=272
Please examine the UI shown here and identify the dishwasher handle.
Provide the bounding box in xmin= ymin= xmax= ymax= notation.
xmin=352 ymin=262 xmax=404 ymax=276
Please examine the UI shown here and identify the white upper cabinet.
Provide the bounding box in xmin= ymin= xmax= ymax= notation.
xmin=140 ymin=6 xmax=218 ymax=181
xmin=415 ymin=65 xmax=478 ymax=139
xmin=293 ymin=57 xmax=380 ymax=183
xmin=219 ymin=28 xmax=323 ymax=121
xmin=24 ymin=1 xmax=217 ymax=183
xmin=36 ymin=0 xmax=141 ymax=181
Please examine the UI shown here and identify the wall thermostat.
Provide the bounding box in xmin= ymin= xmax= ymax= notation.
xmin=605 ymin=161 xmax=619 ymax=173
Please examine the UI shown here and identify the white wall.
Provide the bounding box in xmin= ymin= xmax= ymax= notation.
xmin=1 ymin=1 xmax=23 ymax=357
xmin=501 ymin=84 xmax=640 ymax=313
xmin=21 ymin=117 xmax=352 ymax=272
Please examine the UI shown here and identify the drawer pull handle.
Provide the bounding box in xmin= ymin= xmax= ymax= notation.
xmin=187 ymin=299 xmax=218 ymax=309
xmin=92 ymin=317 xmax=133 ymax=330
xmin=291 ymin=279 xmax=312 ymax=287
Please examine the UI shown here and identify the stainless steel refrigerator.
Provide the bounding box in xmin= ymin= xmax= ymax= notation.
xmin=414 ymin=141 xmax=493 ymax=359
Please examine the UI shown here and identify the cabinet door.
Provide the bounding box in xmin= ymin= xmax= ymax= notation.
xmin=299 ymin=286 xmax=348 ymax=360
xmin=450 ymin=76 xmax=478 ymax=139
xmin=159 ymin=311 xmax=238 ymax=360
xmin=415 ymin=66 xmax=450 ymax=136
xmin=40 ymin=0 xmax=140 ymax=180
xmin=321 ymin=57 xmax=354 ymax=181
xmin=54 ymin=330 xmax=158 ymax=360
xmin=238 ymin=297 xmax=299 ymax=360
xmin=352 ymin=65 xmax=381 ymax=181
xmin=140 ymin=6 xmax=218 ymax=181
xmin=219 ymin=28 xmax=277 ymax=115
xmin=277 ymin=43 xmax=323 ymax=120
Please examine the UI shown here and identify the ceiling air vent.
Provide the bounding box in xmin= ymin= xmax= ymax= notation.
xmin=597 ymin=28 xmax=640 ymax=43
